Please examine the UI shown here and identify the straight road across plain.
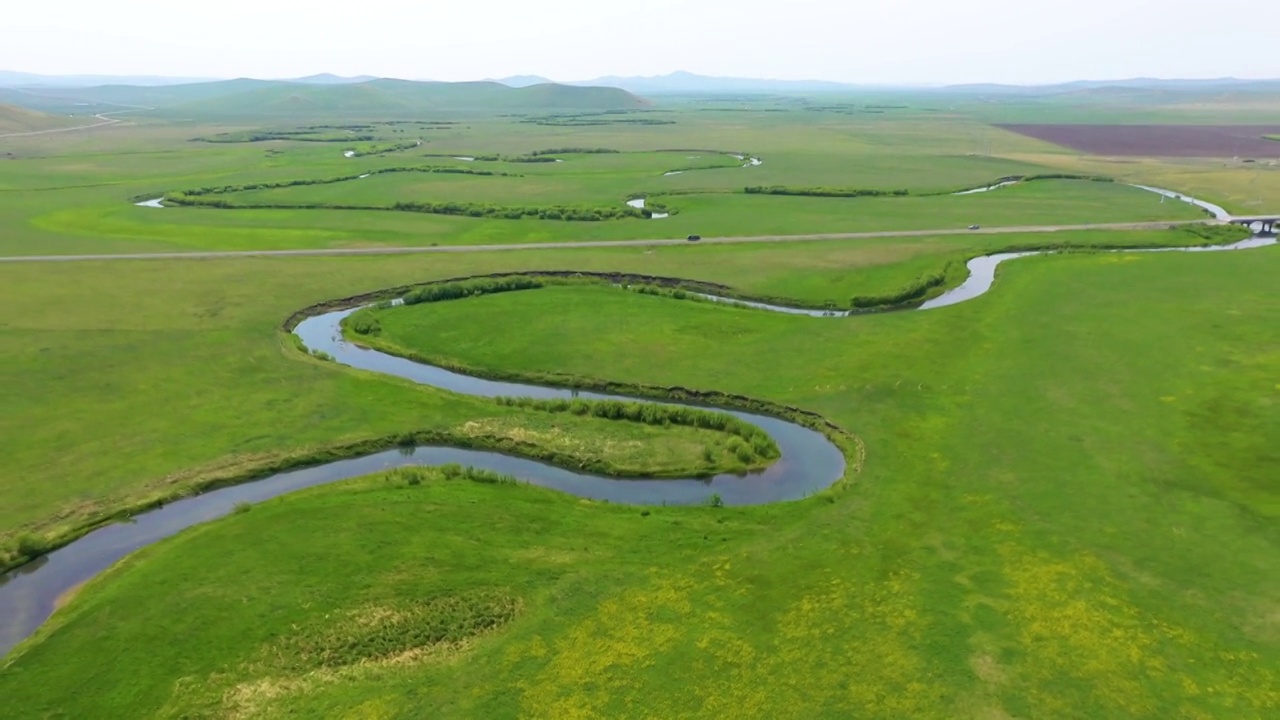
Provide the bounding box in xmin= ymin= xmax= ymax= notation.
xmin=0 ymin=219 xmax=1222 ymax=263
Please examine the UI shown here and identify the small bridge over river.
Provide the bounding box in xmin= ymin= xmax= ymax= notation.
xmin=1229 ymin=216 xmax=1279 ymax=234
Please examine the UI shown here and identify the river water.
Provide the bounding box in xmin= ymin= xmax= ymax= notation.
xmin=626 ymin=197 xmax=669 ymax=219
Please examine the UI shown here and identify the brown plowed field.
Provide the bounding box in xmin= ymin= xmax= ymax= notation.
xmin=996 ymin=124 xmax=1280 ymax=158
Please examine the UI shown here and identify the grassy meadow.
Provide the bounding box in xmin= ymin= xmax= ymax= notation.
xmin=4 ymin=227 xmax=1221 ymax=554
xmin=0 ymin=108 xmax=1219 ymax=256
xmin=0 ymin=91 xmax=1277 ymax=718
xmin=1 ymin=242 xmax=1276 ymax=718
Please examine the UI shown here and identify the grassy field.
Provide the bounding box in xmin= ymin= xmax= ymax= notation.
xmin=1 ymin=93 xmax=1278 ymax=718
xmin=2 ymin=243 xmax=1275 ymax=718
xmin=3 ymin=227 xmax=1221 ymax=556
xmin=1 ymin=247 xmax=846 ymax=568
xmin=0 ymin=109 xmax=1226 ymax=256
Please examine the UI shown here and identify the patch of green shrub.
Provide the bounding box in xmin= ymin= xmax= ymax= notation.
xmin=493 ymin=396 xmax=780 ymax=460
xmin=347 ymin=310 xmax=382 ymax=335
xmin=437 ymin=464 xmax=518 ymax=485
xmin=402 ymin=276 xmax=543 ymax=306
xmin=850 ymin=263 xmax=956 ymax=309
xmin=16 ymin=533 xmax=50 ymax=558
xmin=1181 ymin=223 xmax=1252 ymax=243
xmin=745 ymin=185 xmax=909 ymax=198
xmin=529 ymin=147 xmax=619 ymax=155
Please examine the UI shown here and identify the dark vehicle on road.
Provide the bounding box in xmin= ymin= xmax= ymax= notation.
xmin=687 ymin=234 xmax=701 ymax=241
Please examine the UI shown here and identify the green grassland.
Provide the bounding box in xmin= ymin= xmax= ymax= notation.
xmin=3 ymin=228 xmax=1218 ymax=553
xmin=361 ymin=274 xmax=1278 ymax=525
xmin=2 ymin=242 xmax=1275 ymax=718
xmin=1 ymin=111 xmax=1211 ymax=256
xmin=997 ymin=149 xmax=1280 ymax=220
xmin=1 ymin=91 xmax=1278 ymax=718
xmin=869 ymin=87 xmax=1280 ymax=125
xmin=0 ymin=247 xmax=826 ymax=566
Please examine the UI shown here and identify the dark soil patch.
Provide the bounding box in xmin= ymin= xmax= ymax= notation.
xmin=996 ymin=124 xmax=1280 ymax=158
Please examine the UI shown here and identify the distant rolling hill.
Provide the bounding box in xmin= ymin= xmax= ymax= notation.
xmin=5 ymin=78 xmax=281 ymax=110
xmin=492 ymin=75 xmax=556 ymax=88
xmin=157 ymin=79 xmax=646 ymax=119
xmin=574 ymin=70 xmax=863 ymax=94
xmin=290 ymin=74 xmax=381 ymax=85
xmin=0 ymin=79 xmax=647 ymax=120
xmin=0 ymin=103 xmax=84 ymax=135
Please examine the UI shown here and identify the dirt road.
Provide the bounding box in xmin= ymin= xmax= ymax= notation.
xmin=0 ymin=106 xmax=150 ymax=139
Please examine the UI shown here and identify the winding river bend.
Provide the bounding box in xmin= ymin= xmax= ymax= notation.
xmin=0 ymin=303 xmax=845 ymax=656
xmin=1 ymin=221 xmax=1275 ymax=657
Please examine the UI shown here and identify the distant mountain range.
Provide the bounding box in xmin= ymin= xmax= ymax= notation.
xmin=4 ymin=69 xmax=1280 ymax=99
xmin=485 ymin=71 xmax=892 ymax=93
xmin=567 ymin=71 xmax=867 ymax=94
xmin=290 ymin=73 xmax=381 ymax=85
xmin=501 ymin=72 xmax=1280 ymax=95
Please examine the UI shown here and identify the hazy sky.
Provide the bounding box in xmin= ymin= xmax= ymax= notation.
xmin=4 ymin=0 xmax=1278 ymax=84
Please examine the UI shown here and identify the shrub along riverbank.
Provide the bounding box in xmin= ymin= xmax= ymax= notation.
xmin=168 ymin=166 xmax=521 ymax=199
xmin=745 ymin=186 xmax=910 ymax=198
xmin=194 ymin=127 xmax=376 ymax=143
xmin=743 ymin=174 xmax=1118 ymax=199
xmin=162 ymin=169 xmax=655 ymax=221
xmin=494 ymin=396 xmax=780 ymax=465
xmin=348 ymin=141 xmax=423 ymax=157
xmin=167 ymin=196 xmax=644 ymax=222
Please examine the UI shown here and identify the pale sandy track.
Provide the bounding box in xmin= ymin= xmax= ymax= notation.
xmin=0 ymin=103 xmax=150 ymax=139
xmin=0 ymin=113 xmax=120 ymax=139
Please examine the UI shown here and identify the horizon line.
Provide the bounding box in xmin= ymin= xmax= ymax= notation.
xmin=3 ymin=69 xmax=1280 ymax=90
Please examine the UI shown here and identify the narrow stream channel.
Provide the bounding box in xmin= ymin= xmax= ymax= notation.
xmin=696 ymin=232 xmax=1274 ymax=316
xmin=0 ymin=306 xmax=845 ymax=656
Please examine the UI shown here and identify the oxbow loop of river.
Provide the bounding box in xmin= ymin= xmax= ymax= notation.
xmin=0 ymin=301 xmax=847 ymax=657
xmin=4 ymin=185 xmax=1275 ymax=657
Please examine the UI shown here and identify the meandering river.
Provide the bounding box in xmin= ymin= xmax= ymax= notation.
xmin=0 ymin=302 xmax=846 ymax=656
xmin=0 ymin=202 xmax=1274 ymax=657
